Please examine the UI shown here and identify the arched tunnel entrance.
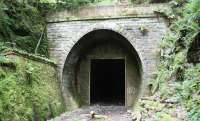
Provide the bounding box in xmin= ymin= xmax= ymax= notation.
xmin=62 ymin=29 xmax=142 ymax=108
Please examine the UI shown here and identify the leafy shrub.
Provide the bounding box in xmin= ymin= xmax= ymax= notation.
xmin=0 ymin=0 xmax=48 ymax=56
xmin=151 ymin=0 xmax=200 ymax=120
xmin=177 ymin=64 xmax=200 ymax=121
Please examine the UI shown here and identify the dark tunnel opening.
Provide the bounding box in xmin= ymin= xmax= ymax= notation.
xmin=62 ymin=29 xmax=143 ymax=107
xmin=90 ymin=59 xmax=125 ymax=105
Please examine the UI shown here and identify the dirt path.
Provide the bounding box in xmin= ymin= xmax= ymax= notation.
xmin=51 ymin=105 xmax=133 ymax=121
xmin=50 ymin=97 xmax=189 ymax=121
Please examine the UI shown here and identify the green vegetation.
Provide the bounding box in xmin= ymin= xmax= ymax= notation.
xmin=130 ymin=0 xmax=171 ymax=4
xmin=0 ymin=0 xmax=100 ymax=57
xmin=0 ymin=0 xmax=101 ymax=120
xmin=0 ymin=0 xmax=48 ymax=56
xmin=1 ymin=0 xmax=200 ymax=120
xmin=0 ymin=53 xmax=63 ymax=121
xmin=150 ymin=0 xmax=200 ymax=120
xmin=133 ymin=98 xmax=182 ymax=121
xmin=92 ymin=0 xmax=118 ymax=5
xmin=0 ymin=0 xmax=173 ymax=57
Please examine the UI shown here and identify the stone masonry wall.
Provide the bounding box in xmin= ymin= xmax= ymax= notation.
xmin=47 ymin=17 xmax=168 ymax=96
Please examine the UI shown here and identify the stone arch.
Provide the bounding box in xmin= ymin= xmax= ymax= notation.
xmin=62 ymin=25 xmax=145 ymax=109
xmin=61 ymin=22 xmax=146 ymax=76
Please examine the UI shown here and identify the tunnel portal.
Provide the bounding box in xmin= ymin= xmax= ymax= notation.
xmin=62 ymin=29 xmax=142 ymax=107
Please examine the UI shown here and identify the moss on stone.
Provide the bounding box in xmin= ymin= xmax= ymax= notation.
xmin=1 ymin=47 xmax=56 ymax=66
xmin=0 ymin=53 xmax=64 ymax=121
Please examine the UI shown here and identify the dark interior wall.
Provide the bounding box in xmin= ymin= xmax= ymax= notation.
xmin=62 ymin=29 xmax=142 ymax=107
xmin=78 ymin=41 xmax=141 ymax=107
xmin=90 ymin=59 xmax=125 ymax=105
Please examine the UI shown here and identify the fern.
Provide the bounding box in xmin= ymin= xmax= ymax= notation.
xmin=152 ymin=0 xmax=200 ymax=120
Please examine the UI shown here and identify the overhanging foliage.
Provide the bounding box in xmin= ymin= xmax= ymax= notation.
xmin=151 ymin=0 xmax=200 ymax=120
